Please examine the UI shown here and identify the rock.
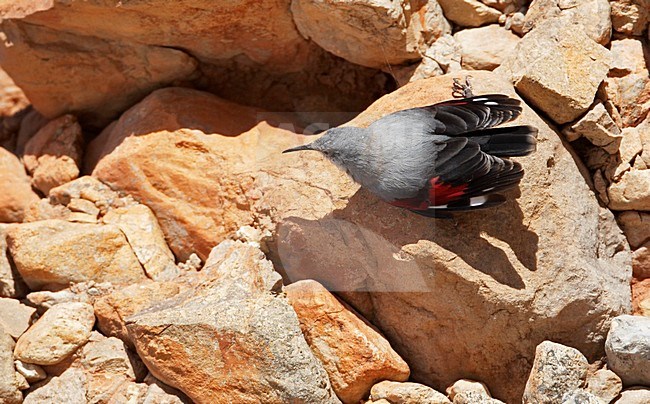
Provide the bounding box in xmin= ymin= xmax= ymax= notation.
xmin=618 ymin=211 xmax=650 ymax=250
xmin=0 ymin=297 xmax=36 ymax=339
xmin=563 ymin=103 xmax=622 ymax=153
xmin=615 ymin=387 xmax=650 ymax=403
xmin=0 ymin=0 xmax=388 ymax=128
xmin=522 ymin=0 xmax=612 ymax=45
xmin=446 ymin=379 xmax=492 ymax=400
xmin=267 ymin=72 xmax=631 ymax=403
xmin=522 ymin=341 xmax=589 ymax=404
xmin=0 ymin=147 xmax=40 ymax=223
xmin=561 ymin=389 xmax=607 ymax=403
xmin=89 ymin=87 xmax=319 ymax=261
xmin=48 ymin=176 xmax=119 ymax=211
xmin=496 ymin=18 xmax=611 ymax=124
xmin=23 ymin=367 xmax=87 ymax=404
xmin=600 ymin=38 xmax=650 ymax=128
xmin=14 ymin=359 xmax=46 ymax=383
xmin=0 ymin=224 xmax=27 ymax=298
xmin=608 ymin=170 xmax=650 ymax=210
xmin=453 ymin=25 xmax=519 ymax=71
xmin=14 ymin=302 xmax=95 ymax=365
xmin=23 ymin=114 xmax=83 ymax=195
xmin=126 ymin=241 xmax=340 ymax=403
xmin=585 ymin=369 xmax=623 ymax=404
xmin=437 ymin=0 xmax=502 ymax=27
xmin=7 ymin=219 xmax=146 ymax=290
xmin=286 ymin=280 xmax=410 ymax=403
xmin=632 ymin=278 xmax=650 ymax=316
xmin=421 ymin=35 xmax=462 ymax=74
xmin=94 ymin=280 xmax=182 ymax=347
xmin=0 ymin=326 xmax=22 ymax=404
xmin=452 ymin=391 xmax=505 ymax=404
xmin=109 ymin=379 xmax=190 ymax=404
xmin=291 ymin=0 xmax=450 ymax=68
xmin=369 ymin=380 xmax=451 ymax=404
xmin=605 ymin=315 xmax=650 ymax=386
xmin=632 ymin=247 xmax=650 ymax=280
xmin=610 ymin=0 xmax=650 ymax=35
xmin=103 ymin=204 xmax=179 ymax=281
xmin=25 ymin=281 xmax=114 ymax=312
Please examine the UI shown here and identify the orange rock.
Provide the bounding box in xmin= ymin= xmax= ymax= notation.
xmin=0 ymin=147 xmax=39 ymax=223
xmin=6 ymin=219 xmax=146 ymax=290
xmin=23 ymin=114 xmax=83 ymax=195
xmin=286 ymin=280 xmax=409 ymax=404
xmin=632 ymin=278 xmax=650 ymax=316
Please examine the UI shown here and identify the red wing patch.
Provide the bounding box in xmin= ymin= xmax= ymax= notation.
xmin=428 ymin=177 xmax=467 ymax=205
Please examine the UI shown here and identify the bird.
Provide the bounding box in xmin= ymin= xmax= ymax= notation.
xmin=283 ymin=93 xmax=537 ymax=218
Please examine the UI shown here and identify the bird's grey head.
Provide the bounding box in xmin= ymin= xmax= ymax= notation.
xmin=282 ymin=127 xmax=366 ymax=171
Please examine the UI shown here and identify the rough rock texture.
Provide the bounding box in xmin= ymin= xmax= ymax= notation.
xmin=610 ymin=0 xmax=650 ymax=35
xmin=103 ymin=204 xmax=179 ymax=281
xmin=608 ymin=170 xmax=650 ymax=211
xmin=446 ymin=379 xmax=492 ymax=400
xmin=632 ymin=278 xmax=650 ymax=315
xmin=23 ymin=114 xmax=83 ymax=195
xmin=0 ymin=0 xmax=390 ymax=128
xmin=437 ymin=0 xmax=502 ymax=27
xmin=369 ymin=380 xmax=451 ymax=403
xmin=126 ymin=241 xmax=340 ymax=404
xmin=600 ymin=38 xmax=650 ymax=129
xmin=0 ymin=147 xmax=39 ymax=223
xmin=522 ymin=341 xmax=589 ymax=404
xmin=94 ymin=280 xmax=182 ymax=347
xmin=0 ymin=297 xmax=35 ymax=339
xmin=618 ymin=211 xmax=650 ymax=250
xmin=605 ymin=315 xmax=650 ymax=386
xmin=561 ymin=390 xmax=607 ymax=404
xmin=585 ymin=369 xmax=623 ymax=404
xmin=522 ymin=0 xmax=612 ymax=45
xmin=496 ymin=18 xmax=611 ymax=124
xmin=453 ymin=25 xmax=519 ymax=71
xmin=90 ymin=87 xmax=315 ymax=261
xmin=0 ymin=224 xmax=27 ymax=298
xmin=562 ymin=102 xmax=622 ymax=153
xmin=14 ymin=302 xmax=95 ymax=366
xmin=285 ymin=279 xmax=410 ymax=403
xmin=291 ymin=0 xmax=450 ymax=68
xmin=23 ymin=367 xmax=87 ymax=404
xmin=6 ymin=219 xmax=146 ymax=290
xmin=452 ymin=391 xmax=505 ymax=404
xmin=0 ymin=326 xmax=22 ymax=404
xmin=615 ymin=387 xmax=650 ymax=403
xmin=91 ymin=72 xmax=631 ymax=403
xmin=264 ymin=72 xmax=631 ymax=402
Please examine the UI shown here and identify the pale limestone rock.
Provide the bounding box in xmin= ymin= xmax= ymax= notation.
xmin=446 ymin=379 xmax=492 ymax=400
xmin=369 ymin=380 xmax=451 ymax=404
xmin=23 ymin=114 xmax=83 ymax=195
xmin=103 ymin=205 xmax=179 ymax=281
xmin=0 ymin=147 xmax=39 ymax=223
xmin=608 ymin=170 xmax=650 ymax=210
xmin=610 ymin=0 xmax=650 ymax=35
xmin=614 ymin=387 xmax=650 ymax=404
xmin=93 ymin=280 xmax=182 ymax=347
xmin=618 ymin=211 xmax=650 ymax=249
xmin=605 ymin=315 xmax=650 ymax=386
xmin=66 ymin=198 xmax=99 ymax=217
xmin=14 ymin=302 xmax=95 ymax=365
xmin=454 ymin=25 xmax=519 ymax=71
xmin=496 ymin=18 xmax=611 ymax=124
xmin=0 ymin=224 xmax=27 ymax=298
xmin=14 ymin=359 xmax=46 ymax=383
xmin=585 ymin=369 xmax=622 ymax=404
xmin=422 ymin=35 xmax=462 ymax=73
xmin=0 ymin=326 xmax=22 ymax=404
xmin=522 ymin=0 xmax=612 ymax=45
xmin=7 ymin=220 xmax=146 ymax=290
xmin=291 ymin=0 xmax=450 ymax=68
xmin=562 ymin=102 xmax=622 ymax=153
xmin=23 ymin=367 xmax=87 ymax=404
xmin=522 ymin=341 xmax=589 ymax=404
xmin=437 ymin=0 xmax=502 ymax=27
xmin=286 ymin=280 xmax=410 ymax=403
xmin=126 ymin=241 xmax=340 ymax=403
xmin=0 ymin=298 xmax=35 ymax=339
xmin=452 ymin=391 xmax=505 ymax=404
xmin=561 ymin=390 xmax=607 ymax=404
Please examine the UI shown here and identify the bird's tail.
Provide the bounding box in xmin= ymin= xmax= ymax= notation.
xmin=464 ymin=125 xmax=538 ymax=157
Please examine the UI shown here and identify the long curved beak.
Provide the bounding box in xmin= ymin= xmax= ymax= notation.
xmin=282 ymin=144 xmax=314 ymax=153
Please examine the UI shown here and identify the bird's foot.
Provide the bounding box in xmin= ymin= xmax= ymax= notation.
xmin=452 ymin=76 xmax=474 ymax=98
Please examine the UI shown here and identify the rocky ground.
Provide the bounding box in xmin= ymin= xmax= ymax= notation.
xmin=0 ymin=0 xmax=649 ymax=403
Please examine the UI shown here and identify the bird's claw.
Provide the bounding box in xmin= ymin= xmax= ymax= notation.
xmin=452 ymin=76 xmax=474 ymax=98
